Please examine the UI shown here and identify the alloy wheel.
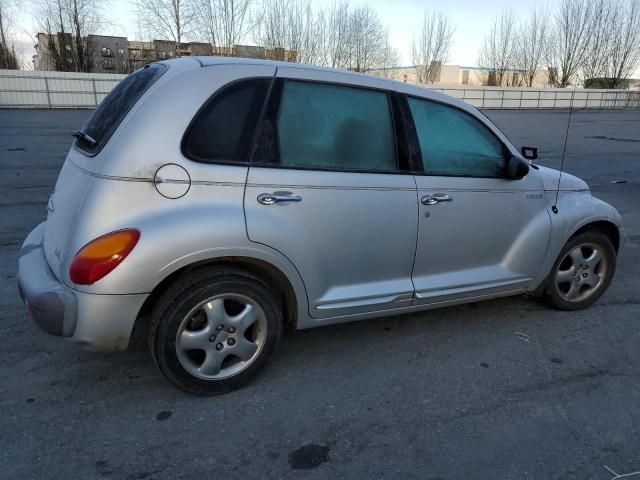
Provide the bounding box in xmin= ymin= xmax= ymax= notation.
xmin=175 ymin=294 xmax=267 ymax=380
xmin=555 ymin=243 xmax=607 ymax=303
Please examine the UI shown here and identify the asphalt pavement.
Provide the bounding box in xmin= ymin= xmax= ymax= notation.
xmin=1 ymin=108 xmax=639 ymax=479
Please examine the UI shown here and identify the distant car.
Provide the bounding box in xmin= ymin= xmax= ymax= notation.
xmin=18 ymin=58 xmax=624 ymax=395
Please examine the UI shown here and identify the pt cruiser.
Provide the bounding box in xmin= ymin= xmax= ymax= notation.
xmin=18 ymin=57 xmax=624 ymax=395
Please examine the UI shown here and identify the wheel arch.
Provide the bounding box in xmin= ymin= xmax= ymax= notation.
xmin=131 ymin=256 xmax=301 ymax=348
xmin=569 ymin=220 xmax=622 ymax=253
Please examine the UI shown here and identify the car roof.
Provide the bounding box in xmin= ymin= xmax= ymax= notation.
xmin=158 ymin=56 xmax=481 ymax=122
xmin=176 ymin=56 xmax=464 ymax=110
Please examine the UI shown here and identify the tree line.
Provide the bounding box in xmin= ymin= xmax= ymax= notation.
xmin=131 ymin=0 xmax=400 ymax=73
xmin=1 ymin=0 xmax=20 ymax=68
xmin=477 ymin=0 xmax=640 ymax=88
xmin=1 ymin=0 xmax=639 ymax=90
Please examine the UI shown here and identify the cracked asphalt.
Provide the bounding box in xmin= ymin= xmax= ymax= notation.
xmin=1 ymin=108 xmax=639 ymax=479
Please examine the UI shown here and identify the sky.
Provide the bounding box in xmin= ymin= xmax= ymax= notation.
xmin=8 ymin=0 xmax=546 ymax=68
xmin=9 ymin=0 xmax=640 ymax=76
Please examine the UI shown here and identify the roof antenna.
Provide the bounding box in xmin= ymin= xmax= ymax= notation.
xmin=552 ymin=87 xmax=576 ymax=214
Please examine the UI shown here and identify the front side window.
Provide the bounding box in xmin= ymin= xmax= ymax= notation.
xmin=408 ymin=97 xmax=506 ymax=177
xmin=182 ymin=78 xmax=270 ymax=164
xmin=275 ymin=81 xmax=397 ymax=172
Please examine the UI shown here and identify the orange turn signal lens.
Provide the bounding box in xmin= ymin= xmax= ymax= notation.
xmin=69 ymin=229 xmax=140 ymax=285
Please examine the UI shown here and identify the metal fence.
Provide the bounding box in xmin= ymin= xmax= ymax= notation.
xmin=1 ymin=69 xmax=639 ymax=109
xmin=0 ymin=70 xmax=126 ymax=108
xmin=430 ymin=85 xmax=640 ymax=109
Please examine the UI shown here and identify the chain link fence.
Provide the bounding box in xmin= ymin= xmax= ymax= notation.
xmin=1 ymin=69 xmax=639 ymax=109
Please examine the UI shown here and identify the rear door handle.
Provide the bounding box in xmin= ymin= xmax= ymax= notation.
xmin=421 ymin=194 xmax=453 ymax=206
xmin=257 ymin=193 xmax=302 ymax=205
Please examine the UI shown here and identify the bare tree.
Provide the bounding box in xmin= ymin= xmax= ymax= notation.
xmin=545 ymin=0 xmax=594 ymax=87
xmin=344 ymin=4 xmax=386 ymax=72
xmin=284 ymin=0 xmax=324 ymax=64
xmin=477 ymin=10 xmax=517 ymax=86
xmin=252 ymin=0 xmax=319 ymax=62
xmin=0 ymin=0 xmax=19 ymax=69
xmin=582 ymin=0 xmax=615 ymax=83
xmin=134 ymin=0 xmax=197 ymax=56
xmin=323 ymin=0 xmax=350 ymax=68
xmin=252 ymin=0 xmax=394 ymax=70
xmin=37 ymin=0 xmax=109 ymax=72
xmin=603 ymin=0 xmax=640 ymax=88
xmin=377 ymin=29 xmax=401 ymax=77
xmin=515 ymin=7 xmax=548 ymax=87
xmin=195 ymin=0 xmax=251 ymax=52
xmin=411 ymin=11 xmax=454 ymax=84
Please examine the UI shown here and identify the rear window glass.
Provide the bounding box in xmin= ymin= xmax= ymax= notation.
xmin=75 ymin=63 xmax=167 ymax=154
xmin=182 ymin=78 xmax=270 ymax=164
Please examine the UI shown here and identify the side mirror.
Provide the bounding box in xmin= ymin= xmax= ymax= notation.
xmin=521 ymin=146 xmax=538 ymax=161
xmin=506 ymin=154 xmax=530 ymax=179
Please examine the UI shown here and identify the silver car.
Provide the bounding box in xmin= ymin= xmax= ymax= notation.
xmin=17 ymin=57 xmax=624 ymax=395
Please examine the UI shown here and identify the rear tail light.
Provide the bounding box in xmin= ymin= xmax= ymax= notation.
xmin=69 ymin=229 xmax=140 ymax=285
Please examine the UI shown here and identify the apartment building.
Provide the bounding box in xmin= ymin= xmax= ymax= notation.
xmin=34 ymin=33 xmax=297 ymax=73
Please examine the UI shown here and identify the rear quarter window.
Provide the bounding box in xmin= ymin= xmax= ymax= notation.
xmin=181 ymin=78 xmax=270 ymax=164
xmin=75 ymin=63 xmax=167 ymax=155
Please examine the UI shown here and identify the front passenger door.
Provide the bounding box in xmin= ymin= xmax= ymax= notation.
xmin=406 ymin=95 xmax=552 ymax=305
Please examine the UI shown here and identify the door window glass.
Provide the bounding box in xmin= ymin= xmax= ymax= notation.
xmin=408 ymin=97 xmax=506 ymax=177
xmin=276 ymin=81 xmax=397 ymax=172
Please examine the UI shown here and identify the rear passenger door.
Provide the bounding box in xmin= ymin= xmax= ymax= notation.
xmin=244 ymin=68 xmax=418 ymax=320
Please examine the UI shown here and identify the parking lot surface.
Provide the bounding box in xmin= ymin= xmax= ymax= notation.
xmin=1 ymin=108 xmax=639 ymax=479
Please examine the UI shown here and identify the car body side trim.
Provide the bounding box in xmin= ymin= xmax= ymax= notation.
xmin=414 ymin=277 xmax=532 ymax=299
xmin=69 ymin=159 xmax=246 ymax=188
xmin=315 ymin=292 xmax=414 ymax=311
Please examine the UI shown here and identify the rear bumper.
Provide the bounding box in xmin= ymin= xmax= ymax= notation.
xmin=17 ymin=223 xmax=77 ymax=337
xmin=17 ymin=222 xmax=148 ymax=351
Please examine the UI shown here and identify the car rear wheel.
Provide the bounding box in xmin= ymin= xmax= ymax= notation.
xmin=149 ymin=267 xmax=282 ymax=395
xmin=544 ymin=231 xmax=616 ymax=311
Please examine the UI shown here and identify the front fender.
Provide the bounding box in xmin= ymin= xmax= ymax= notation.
xmin=531 ymin=191 xmax=624 ymax=288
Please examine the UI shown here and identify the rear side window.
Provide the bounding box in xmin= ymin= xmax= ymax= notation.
xmin=182 ymin=78 xmax=270 ymax=164
xmin=408 ymin=97 xmax=506 ymax=177
xmin=76 ymin=63 xmax=167 ymax=154
xmin=274 ymin=81 xmax=397 ymax=172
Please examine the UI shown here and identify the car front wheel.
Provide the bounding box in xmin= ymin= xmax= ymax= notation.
xmin=149 ymin=267 xmax=282 ymax=395
xmin=544 ymin=230 xmax=616 ymax=311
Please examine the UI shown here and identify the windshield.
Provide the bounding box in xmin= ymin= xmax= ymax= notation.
xmin=75 ymin=63 xmax=167 ymax=154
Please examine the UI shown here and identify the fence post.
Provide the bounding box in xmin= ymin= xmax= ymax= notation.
xmin=519 ymin=89 xmax=523 ymax=109
xmin=554 ymin=91 xmax=558 ymax=109
xmin=482 ymin=89 xmax=486 ymax=108
xmin=92 ymin=78 xmax=98 ymax=106
xmin=43 ymin=76 xmax=52 ymax=108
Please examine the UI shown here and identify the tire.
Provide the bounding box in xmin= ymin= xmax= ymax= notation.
xmin=149 ymin=266 xmax=283 ymax=395
xmin=543 ymin=231 xmax=616 ymax=311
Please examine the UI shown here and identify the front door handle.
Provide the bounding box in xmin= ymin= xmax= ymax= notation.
xmin=257 ymin=192 xmax=302 ymax=205
xmin=421 ymin=194 xmax=453 ymax=206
